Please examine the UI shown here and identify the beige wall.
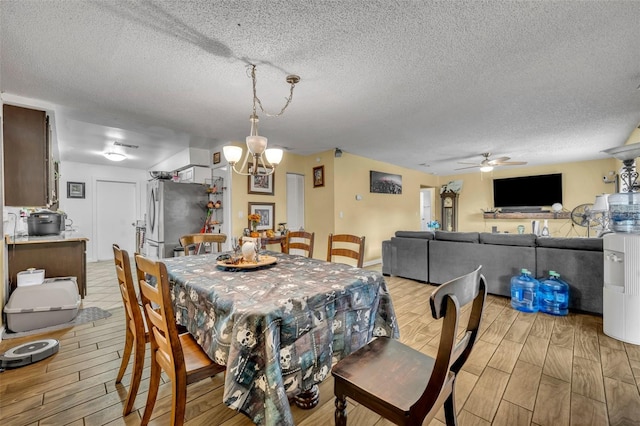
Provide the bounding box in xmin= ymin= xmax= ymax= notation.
xmin=437 ymin=158 xmax=619 ymax=237
xmin=332 ymin=152 xmax=439 ymax=261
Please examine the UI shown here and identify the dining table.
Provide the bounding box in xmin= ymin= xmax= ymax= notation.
xmin=162 ymin=251 xmax=399 ymax=426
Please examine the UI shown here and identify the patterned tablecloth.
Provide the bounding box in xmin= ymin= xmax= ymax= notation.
xmin=163 ymin=251 xmax=399 ymax=426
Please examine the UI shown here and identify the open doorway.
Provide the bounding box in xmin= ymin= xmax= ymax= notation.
xmin=420 ymin=188 xmax=435 ymax=231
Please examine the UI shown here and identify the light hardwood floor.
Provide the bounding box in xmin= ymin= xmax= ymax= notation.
xmin=1 ymin=260 xmax=639 ymax=425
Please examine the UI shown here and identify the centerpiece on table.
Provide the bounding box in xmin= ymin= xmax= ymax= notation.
xmin=248 ymin=213 xmax=261 ymax=237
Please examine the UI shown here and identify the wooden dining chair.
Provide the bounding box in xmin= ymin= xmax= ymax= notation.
xmin=134 ymin=254 xmax=226 ymax=426
xmin=284 ymin=230 xmax=315 ymax=258
xmin=112 ymin=244 xmax=149 ymax=416
xmin=179 ymin=233 xmax=227 ymax=255
xmin=327 ymin=233 xmax=366 ymax=268
xmin=332 ymin=265 xmax=487 ymax=426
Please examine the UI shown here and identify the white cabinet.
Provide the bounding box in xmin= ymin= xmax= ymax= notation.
xmin=178 ymin=166 xmax=211 ymax=184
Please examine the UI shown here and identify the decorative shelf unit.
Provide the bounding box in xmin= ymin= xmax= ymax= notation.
xmin=207 ymin=176 xmax=225 ymax=231
xmin=483 ymin=212 xmax=571 ymax=220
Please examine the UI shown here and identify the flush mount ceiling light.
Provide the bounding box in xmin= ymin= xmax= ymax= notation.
xmin=223 ymin=64 xmax=300 ymax=176
xmin=103 ymin=152 xmax=127 ymax=162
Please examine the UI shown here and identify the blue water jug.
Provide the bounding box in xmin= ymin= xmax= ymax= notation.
xmin=510 ymin=269 xmax=539 ymax=313
xmin=538 ymin=271 xmax=569 ymax=316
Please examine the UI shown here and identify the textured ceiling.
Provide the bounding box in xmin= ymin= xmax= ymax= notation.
xmin=1 ymin=1 xmax=640 ymax=175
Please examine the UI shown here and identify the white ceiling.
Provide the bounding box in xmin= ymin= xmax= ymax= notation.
xmin=2 ymin=1 xmax=640 ymax=175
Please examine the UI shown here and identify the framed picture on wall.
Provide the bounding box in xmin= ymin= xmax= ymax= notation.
xmin=248 ymin=167 xmax=274 ymax=195
xmin=370 ymin=170 xmax=402 ymax=194
xmin=67 ymin=181 xmax=85 ymax=199
xmin=313 ymin=165 xmax=324 ymax=188
xmin=213 ymin=151 xmax=221 ymax=164
xmin=248 ymin=202 xmax=275 ymax=231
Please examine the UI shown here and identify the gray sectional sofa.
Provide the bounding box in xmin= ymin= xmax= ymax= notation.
xmin=382 ymin=230 xmax=604 ymax=314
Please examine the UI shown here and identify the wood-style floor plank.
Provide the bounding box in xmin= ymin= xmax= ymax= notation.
xmin=603 ymin=377 xmax=640 ymax=426
xmin=532 ymin=374 xmax=571 ymax=426
xmin=2 ymin=260 xmax=639 ymax=425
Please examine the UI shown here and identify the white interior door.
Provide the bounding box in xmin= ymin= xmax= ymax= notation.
xmin=420 ymin=188 xmax=434 ymax=231
xmin=96 ymin=180 xmax=137 ymax=260
xmin=287 ymin=173 xmax=305 ymax=231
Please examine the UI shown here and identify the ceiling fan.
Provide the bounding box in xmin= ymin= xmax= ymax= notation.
xmin=456 ymin=153 xmax=528 ymax=172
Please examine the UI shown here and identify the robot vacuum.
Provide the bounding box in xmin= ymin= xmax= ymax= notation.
xmin=0 ymin=339 xmax=59 ymax=371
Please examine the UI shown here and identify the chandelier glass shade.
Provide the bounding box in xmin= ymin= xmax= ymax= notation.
xmin=224 ymin=65 xmax=299 ymax=176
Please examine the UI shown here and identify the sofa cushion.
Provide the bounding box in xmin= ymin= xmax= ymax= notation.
xmin=434 ymin=231 xmax=479 ymax=243
xmin=390 ymin=236 xmax=429 ymax=282
xmin=536 ymin=237 xmax=603 ymax=251
xmin=394 ymin=231 xmax=435 ymax=239
xmin=480 ymin=232 xmax=537 ymax=247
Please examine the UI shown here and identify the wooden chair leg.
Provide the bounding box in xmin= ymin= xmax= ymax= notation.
xmin=171 ymin=374 xmax=188 ymax=426
xmin=116 ymin=327 xmax=134 ymax=383
xmin=122 ymin=338 xmax=145 ymax=415
xmin=141 ymin=358 xmax=162 ymax=426
xmin=335 ymin=395 xmax=347 ymax=426
xmin=443 ymin=387 xmax=457 ymax=426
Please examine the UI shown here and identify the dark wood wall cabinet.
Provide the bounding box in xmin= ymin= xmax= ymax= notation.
xmin=6 ymin=237 xmax=88 ymax=298
xmin=3 ymin=104 xmax=58 ymax=208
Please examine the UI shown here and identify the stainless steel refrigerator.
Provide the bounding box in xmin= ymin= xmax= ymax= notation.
xmin=145 ymin=180 xmax=209 ymax=258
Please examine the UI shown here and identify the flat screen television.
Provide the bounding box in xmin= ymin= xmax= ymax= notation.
xmin=493 ymin=173 xmax=562 ymax=209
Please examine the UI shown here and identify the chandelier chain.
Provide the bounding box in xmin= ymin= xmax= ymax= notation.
xmin=250 ymin=64 xmax=297 ymax=118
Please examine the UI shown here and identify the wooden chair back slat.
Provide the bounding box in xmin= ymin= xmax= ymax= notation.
xmin=179 ymin=233 xmax=227 ymax=254
xmin=327 ymin=234 xmax=365 ymax=268
xmin=284 ymin=230 xmax=315 ymax=257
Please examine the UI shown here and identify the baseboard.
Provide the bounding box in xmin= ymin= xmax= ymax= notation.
xmin=363 ymin=258 xmax=382 ymax=268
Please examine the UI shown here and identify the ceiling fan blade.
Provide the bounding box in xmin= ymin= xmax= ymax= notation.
xmin=454 ymin=165 xmax=480 ymax=170
xmin=494 ymin=161 xmax=528 ymax=166
xmin=456 ymin=161 xmax=481 ymax=166
xmin=487 ymin=156 xmax=510 ymax=165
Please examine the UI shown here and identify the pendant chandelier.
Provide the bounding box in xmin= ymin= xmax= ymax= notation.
xmin=223 ymin=64 xmax=300 ymax=176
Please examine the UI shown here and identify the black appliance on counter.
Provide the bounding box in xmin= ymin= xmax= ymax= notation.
xmin=27 ymin=211 xmax=64 ymax=236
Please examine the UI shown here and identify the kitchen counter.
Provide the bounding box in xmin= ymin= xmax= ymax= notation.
xmin=5 ymin=233 xmax=89 ymax=245
xmin=5 ymin=233 xmax=89 ymax=298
